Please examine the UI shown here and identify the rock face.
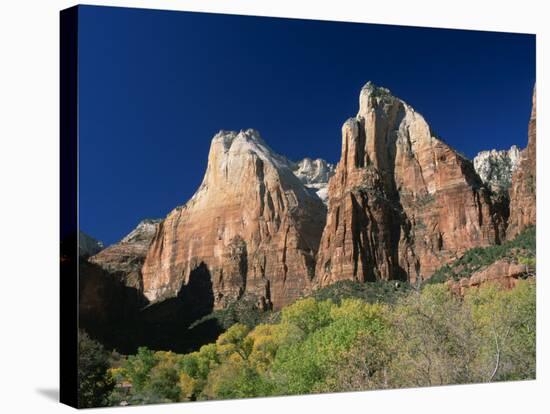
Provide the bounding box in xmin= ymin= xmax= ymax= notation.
xmin=315 ymin=82 xmax=505 ymax=287
xmin=292 ymin=158 xmax=335 ymax=205
xmin=473 ymin=146 xmax=520 ymax=192
xmin=447 ymin=259 xmax=531 ymax=296
xmin=141 ymin=129 xmax=326 ymax=310
xmin=507 ymin=87 xmax=536 ymax=239
xmin=78 ymin=231 xmax=104 ymax=258
xmin=90 ymin=219 xmax=161 ymax=290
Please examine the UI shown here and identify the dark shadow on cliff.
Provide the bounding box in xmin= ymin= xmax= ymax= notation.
xmin=79 ymin=260 xmax=223 ymax=355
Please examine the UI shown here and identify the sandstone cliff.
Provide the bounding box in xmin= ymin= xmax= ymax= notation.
xmin=507 ymin=86 xmax=536 ymax=239
xmin=141 ymin=129 xmax=326 ymax=310
xmin=447 ymin=259 xmax=532 ymax=296
xmin=315 ymin=82 xmax=505 ymax=287
xmin=90 ymin=219 xmax=161 ymax=290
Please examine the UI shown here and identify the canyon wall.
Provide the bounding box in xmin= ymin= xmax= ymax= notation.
xmin=141 ymin=129 xmax=327 ymax=310
xmin=314 ymin=82 xmax=506 ymax=287
xmin=507 ymin=86 xmax=536 ymax=239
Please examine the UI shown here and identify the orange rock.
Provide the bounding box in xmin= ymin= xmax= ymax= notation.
xmin=90 ymin=219 xmax=160 ymax=290
xmin=141 ymin=129 xmax=326 ymax=310
xmin=315 ymin=83 xmax=506 ymax=287
xmin=507 ymin=86 xmax=536 ymax=239
xmin=447 ymin=259 xmax=529 ymax=295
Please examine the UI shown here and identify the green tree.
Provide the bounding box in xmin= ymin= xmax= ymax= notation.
xmin=177 ymin=343 xmax=219 ymax=400
xmin=280 ymin=297 xmax=333 ymax=334
xmin=78 ymin=330 xmax=114 ymax=408
xmin=123 ymin=347 xmax=156 ymax=393
xmin=201 ymin=357 xmax=273 ymax=399
xmin=215 ymin=323 xmax=252 ymax=360
xmin=466 ymin=280 xmax=536 ymax=381
xmin=272 ymin=299 xmax=386 ymax=394
xmin=142 ymin=352 xmax=182 ymax=403
xmin=387 ymin=285 xmax=482 ymax=387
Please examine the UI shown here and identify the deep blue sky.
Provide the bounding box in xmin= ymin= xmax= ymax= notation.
xmin=77 ymin=5 xmax=535 ymax=246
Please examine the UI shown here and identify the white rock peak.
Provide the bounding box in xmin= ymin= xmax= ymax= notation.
xmin=121 ymin=219 xmax=162 ymax=244
xmin=207 ymin=129 xmax=334 ymax=205
xmin=291 ymin=158 xmax=335 ymax=205
xmin=473 ymin=145 xmax=521 ymax=191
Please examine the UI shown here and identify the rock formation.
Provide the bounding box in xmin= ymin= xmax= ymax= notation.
xmin=315 ymin=82 xmax=505 ymax=287
xmin=473 ymin=146 xmax=520 ymax=192
xmin=90 ymin=219 xmax=161 ymax=290
xmin=78 ymin=231 xmax=104 ymax=258
xmin=141 ymin=129 xmax=326 ymax=310
xmin=507 ymin=86 xmax=536 ymax=239
xmin=291 ymin=158 xmax=335 ymax=205
xmin=447 ymin=259 xmax=531 ymax=296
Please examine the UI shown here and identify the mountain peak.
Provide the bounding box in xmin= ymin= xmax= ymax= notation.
xmin=361 ymin=81 xmax=391 ymax=97
xmin=120 ymin=219 xmax=162 ymax=244
xmin=473 ymin=146 xmax=521 ymax=191
xmin=78 ymin=231 xmax=104 ymax=258
xmin=315 ymin=83 xmax=506 ymax=287
xmin=213 ymin=128 xmax=265 ymax=150
xmin=142 ymin=130 xmax=327 ymax=308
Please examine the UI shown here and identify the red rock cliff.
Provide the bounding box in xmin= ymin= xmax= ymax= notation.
xmin=507 ymin=86 xmax=536 ymax=239
xmin=141 ymin=129 xmax=326 ymax=310
xmin=315 ymin=83 xmax=505 ymax=287
xmin=90 ymin=219 xmax=161 ymax=290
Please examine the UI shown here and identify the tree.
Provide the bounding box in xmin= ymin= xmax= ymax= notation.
xmin=280 ymin=297 xmax=333 ymax=334
xmin=466 ymin=280 xmax=536 ymax=381
xmin=386 ymin=285 xmax=482 ymax=387
xmin=272 ymin=299 xmax=387 ymax=395
xmin=123 ymin=347 xmax=156 ymax=393
xmin=78 ymin=330 xmax=114 ymax=408
xmin=215 ymin=323 xmax=252 ymax=360
xmin=142 ymin=352 xmax=182 ymax=403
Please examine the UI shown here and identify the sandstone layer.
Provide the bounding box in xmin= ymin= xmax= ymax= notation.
xmin=315 ymin=82 xmax=505 ymax=287
xmin=447 ymin=259 xmax=531 ymax=296
xmin=507 ymin=86 xmax=536 ymax=239
xmin=90 ymin=219 xmax=161 ymax=290
xmin=141 ymin=129 xmax=326 ymax=310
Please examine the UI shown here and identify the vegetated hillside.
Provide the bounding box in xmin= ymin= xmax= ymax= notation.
xmin=189 ymin=280 xmax=412 ymax=334
xmin=424 ymin=226 xmax=535 ymax=286
xmin=79 ymin=226 xmax=536 ymax=406
xmin=188 ymin=226 xmax=535 ymax=333
xmin=103 ymin=280 xmax=535 ymax=405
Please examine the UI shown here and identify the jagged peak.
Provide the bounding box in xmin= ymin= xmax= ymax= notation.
xmin=358 ymin=81 xmax=401 ymax=117
xmin=295 ymin=157 xmax=331 ymax=169
xmin=213 ymin=128 xmax=267 ymax=151
xmin=120 ymin=219 xmax=161 ymax=244
xmin=78 ymin=231 xmax=104 ymax=258
xmin=360 ymin=81 xmax=392 ymax=97
xmin=475 ymin=145 xmax=520 ymax=159
xmin=473 ymin=145 xmax=521 ymax=191
xmin=210 ymin=128 xmax=294 ymax=173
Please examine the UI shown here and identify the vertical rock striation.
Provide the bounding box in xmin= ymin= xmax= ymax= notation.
xmin=141 ymin=129 xmax=326 ymax=310
xmin=315 ymin=82 xmax=505 ymax=287
xmin=507 ymin=86 xmax=536 ymax=239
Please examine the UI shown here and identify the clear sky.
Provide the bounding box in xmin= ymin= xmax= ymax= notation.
xmin=77 ymin=5 xmax=535 ymax=246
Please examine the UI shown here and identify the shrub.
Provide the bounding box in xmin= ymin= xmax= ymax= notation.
xmin=78 ymin=330 xmax=114 ymax=408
